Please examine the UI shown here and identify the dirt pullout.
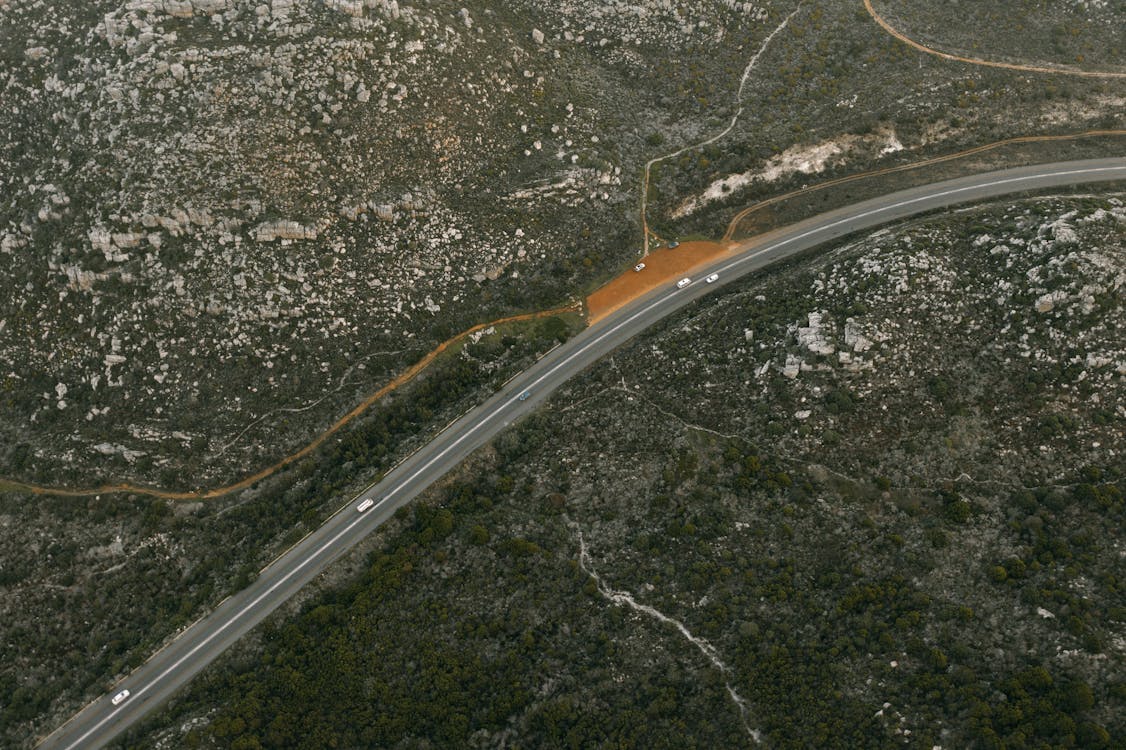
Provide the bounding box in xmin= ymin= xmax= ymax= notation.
xmin=586 ymin=241 xmax=732 ymax=324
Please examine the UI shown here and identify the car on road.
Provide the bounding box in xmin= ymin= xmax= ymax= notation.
xmin=111 ymin=689 xmax=130 ymax=707
xmin=634 ymin=262 xmax=646 ymax=272
xmin=518 ymin=390 xmax=531 ymax=401
xmin=676 ymin=277 xmax=691 ymax=288
xmin=46 ymin=163 xmax=1120 ymax=750
xmin=356 ymin=498 xmax=375 ymax=513
xmin=706 ymin=273 xmax=719 ymax=283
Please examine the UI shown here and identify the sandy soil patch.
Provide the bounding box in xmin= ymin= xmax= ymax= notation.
xmin=672 ymin=128 xmax=904 ymax=220
xmin=586 ymin=241 xmax=732 ymax=324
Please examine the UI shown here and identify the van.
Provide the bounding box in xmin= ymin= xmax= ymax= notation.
xmin=357 ymin=498 xmax=375 ymax=513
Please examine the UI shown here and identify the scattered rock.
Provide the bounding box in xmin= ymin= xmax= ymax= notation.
xmin=254 ymin=220 xmax=318 ymax=242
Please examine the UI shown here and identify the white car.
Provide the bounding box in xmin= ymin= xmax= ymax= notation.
xmin=634 ymin=262 xmax=646 ymax=272
xmin=706 ymin=273 xmax=719 ymax=283
xmin=356 ymin=498 xmax=375 ymax=513
xmin=676 ymin=277 xmax=691 ymax=289
xmin=111 ymin=689 xmax=130 ymax=706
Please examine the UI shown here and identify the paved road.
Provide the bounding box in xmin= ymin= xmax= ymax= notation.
xmin=38 ymin=158 xmax=1126 ymax=750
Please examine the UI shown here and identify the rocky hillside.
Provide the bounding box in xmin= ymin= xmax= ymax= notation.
xmin=118 ymin=193 xmax=1126 ymax=749
xmin=2 ymin=0 xmax=1121 ymax=489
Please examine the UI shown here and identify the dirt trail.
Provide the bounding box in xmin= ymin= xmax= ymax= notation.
xmin=12 ymin=0 xmax=1124 ymax=502
xmin=865 ymin=0 xmax=1126 ymax=78
xmin=586 ymin=241 xmax=733 ymax=324
xmin=0 ymin=304 xmax=579 ymax=500
xmin=639 ymin=7 xmax=803 ymax=256
xmin=723 ymin=129 xmax=1126 ymax=241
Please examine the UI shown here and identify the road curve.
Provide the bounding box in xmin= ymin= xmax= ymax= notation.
xmin=38 ymin=158 xmax=1126 ymax=750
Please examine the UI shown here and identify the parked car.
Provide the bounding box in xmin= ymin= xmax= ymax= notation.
xmin=668 ymin=240 xmax=679 ymax=248
xmin=634 ymin=262 xmax=646 ymax=272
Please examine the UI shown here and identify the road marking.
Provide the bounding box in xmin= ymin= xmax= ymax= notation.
xmin=715 ymin=165 xmax=1126 ymax=277
xmin=50 ymin=161 xmax=1126 ymax=750
xmin=721 ymin=130 xmax=1126 ymax=242
xmin=59 ymin=490 xmax=395 ymax=750
xmin=59 ymin=256 xmax=694 ymax=750
xmin=362 ymin=166 xmax=1126 ymax=518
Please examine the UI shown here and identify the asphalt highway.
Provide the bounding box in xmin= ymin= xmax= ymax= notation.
xmin=38 ymin=158 xmax=1126 ymax=750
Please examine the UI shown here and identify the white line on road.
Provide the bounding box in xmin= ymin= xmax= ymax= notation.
xmin=51 ymin=161 xmax=1126 ymax=750
xmin=59 ymin=260 xmax=689 ymax=750
xmin=714 ymin=166 xmax=1126 ymax=278
xmin=61 ymin=489 xmax=393 ymax=750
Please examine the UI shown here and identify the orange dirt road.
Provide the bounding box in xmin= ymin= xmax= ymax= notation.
xmin=586 ymin=241 xmax=733 ymax=324
xmin=864 ymin=0 xmax=1126 ymax=78
xmin=0 ymin=304 xmax=579 ymax=500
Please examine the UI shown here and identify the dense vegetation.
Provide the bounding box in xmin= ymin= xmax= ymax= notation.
xmin=0 ymin=314 xmax=578 ymax=747
xmin=121 ymin=431 xmax=1123 ymax=749
xmin=120 ymin=197 xmax=1125 ymax=748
